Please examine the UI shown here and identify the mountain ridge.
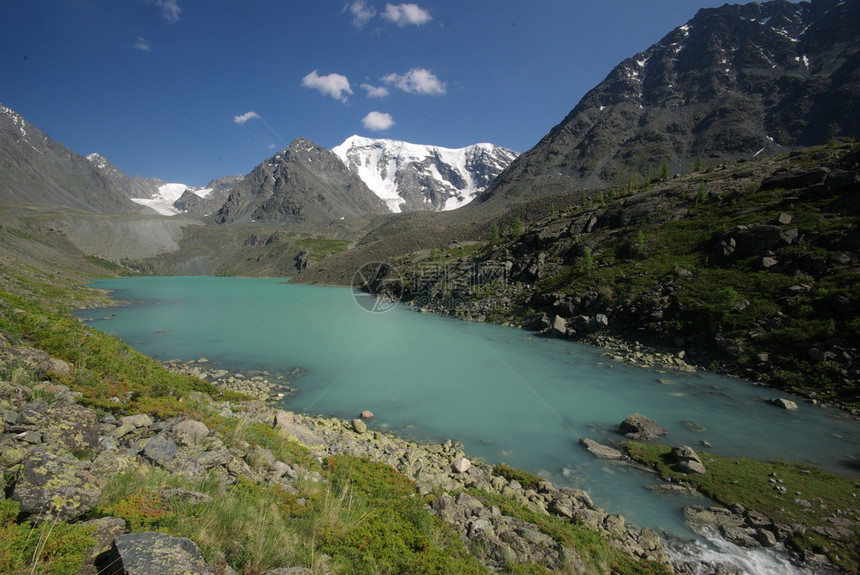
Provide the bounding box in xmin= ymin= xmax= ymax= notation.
xmin=332 ymin=135 xmax=518 ymax=213
xmin=478 ymin=0 xmax=860 ymax=204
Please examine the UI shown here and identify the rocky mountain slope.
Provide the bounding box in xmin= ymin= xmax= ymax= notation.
xmin=479 ymin=0 xmax=860 ymax=203
xmin=377 ymin=143 xmax=859 ymax=411
xmin=332 ymin=135 xmax=518 ymax=212
xmin=87 ymin=154 xmax=240 ymax=216
xmin=216 ymin=138 xmax=389 ymax=226
xmin=0 ymin=104 xmax=149 ymax=214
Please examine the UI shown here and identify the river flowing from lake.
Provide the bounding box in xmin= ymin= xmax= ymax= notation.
xmin=80 ymin=277 xmax=858 ymax=568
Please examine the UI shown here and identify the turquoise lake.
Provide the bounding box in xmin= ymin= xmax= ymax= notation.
xmin=79 ymin=276 xmax=859 ymax=541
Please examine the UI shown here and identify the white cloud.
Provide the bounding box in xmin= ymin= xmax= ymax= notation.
xmin=361 ymin=83 xmax=390 ymax=98
xmin=233 ymin=111 xmax=260 ymax=125
xmin=132 ymin=37 xmax=151 ymax=52
xmin=144 ymin=0 xmax=181 ymax=23
xmin=301 ymin=70 xmax=353 ymax=103
xmin=382 ymin=68 xmax=446 ymax=95
xmin=346 ymin=0 xmax=376 ymax=28
xmin=362 ymin=111 xmax=395 ymax=131
xmin=382 ymin=3 xmax=432 ymax=26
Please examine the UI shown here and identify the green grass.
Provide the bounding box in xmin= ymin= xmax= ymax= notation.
xmin=295 ymin=238 xmax=351 ymax=261
xmin=93 ymin=455 xmax=488 ymax=574
xmin=0 ymin=289 xmax=222 ymax=413
xmin=0 ymin=499 xmax=96 ymax=575
xmin=625 ymin=442 xmax=860 ymax=573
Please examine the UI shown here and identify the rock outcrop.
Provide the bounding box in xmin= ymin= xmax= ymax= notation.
xmin=618 ymin=413 xmax=669 ymax=440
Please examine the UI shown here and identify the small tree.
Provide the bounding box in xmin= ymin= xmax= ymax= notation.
xmin=660 ymin=160 xmax=670 ymax=181
xmin=489 ymin=223 xmax=500 ymax=244
xmin=511 ymin=217 xmax=525 ymax=237
xmin=581 ymin=246 xmax=594 ymax=273
xmin=694 ymin=154 xmax=705 ymax=172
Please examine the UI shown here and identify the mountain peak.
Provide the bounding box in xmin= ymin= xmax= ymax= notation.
xmin=481 ymin=0 xmax=860 ymax=201
xmin=332 ymin=136 xmax=518 ymax=212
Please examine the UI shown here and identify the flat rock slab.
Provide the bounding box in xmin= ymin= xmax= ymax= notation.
xmin=101 ymin=532 xmax=208 ymax=575
xmin=579 ymin=438 xmax=625 ymax=460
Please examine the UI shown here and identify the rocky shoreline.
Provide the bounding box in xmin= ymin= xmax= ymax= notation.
xmin=2 ymin=332 xmax=810 ymax=574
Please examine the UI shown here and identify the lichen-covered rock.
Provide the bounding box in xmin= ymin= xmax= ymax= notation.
xmin=11 ymin=448 xmax=104 ymax=522
xmin=77 ymin=516 xmax=127 ymax=575
xmin=41 ymin=402 xmax=99 ymax=455
xmin=101 ymin=532 xmax=209 ymax=575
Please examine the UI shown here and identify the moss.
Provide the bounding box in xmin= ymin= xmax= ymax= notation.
xmin=624 ymin=442 xmax=860 ymax=572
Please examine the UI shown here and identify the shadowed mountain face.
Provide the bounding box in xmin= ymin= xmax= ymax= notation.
xmin=215 ymin=138 xmax=389 ymax=226
xmin=0 ymin=104 xmax=151 ymax=214
xmin=480 ymin=0 xmax=860 ymax=203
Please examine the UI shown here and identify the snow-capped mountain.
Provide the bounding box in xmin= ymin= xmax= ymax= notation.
xmin=86 ymin=153 xmax=239 ymax=216
xmin=332 ymin=135 xmax=518 ymax=213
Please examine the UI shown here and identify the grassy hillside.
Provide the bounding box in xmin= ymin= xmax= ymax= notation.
xmin=369 ymin=143 xmax=860 ymax=410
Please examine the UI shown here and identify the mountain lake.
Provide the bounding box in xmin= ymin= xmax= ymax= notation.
xmin=78 ymin=276 xmax=859 ymax=569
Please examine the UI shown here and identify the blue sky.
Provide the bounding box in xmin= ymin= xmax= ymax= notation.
xmin=2 ymin=0 xmax=732 ymax=187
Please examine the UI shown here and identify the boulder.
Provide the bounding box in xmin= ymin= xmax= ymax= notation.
xmin=100 ymin=532 xmax=208 ymax=575
xmin=11 ymin=449 xmax=104 ymax=522
xmin=172 ymin=419 xmax=210 ymax=447
xmin=273 ymin=412 xmax=323 ymax=447
xmin=359 ymin=410 xmax=374 ymax=419
xmin=119 ymin=413 xmax=154 ymax=428
xmin=352 ymin=418 xmax=367 ymax=434
xmin=618 ymin=413 xmax=668 ymax=440
xmin=579 ymin=438 xmax=625 ymax=460
xmin=551 ymin=314 xmax=568 ymax=336
xmin=671 ymin=445 xmax=706 ymax=474
xmin=142 ymin=435 xmax=178 ymax=466
xmin=77 ymin=516 xmax=128 ymax=575
xmin=452 ymin=457 xmax=472 ymax=473
xmin=767 ymin=397 xmax=799 ymax=410
xmin=41 ymin=401 xmax=100 ymax=455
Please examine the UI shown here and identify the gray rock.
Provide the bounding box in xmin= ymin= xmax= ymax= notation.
xmin=579 ymin=438 xmax=625 ymax=460
xmin=352 ymin=418 xmax=367 ymax=434
xmin=157 ymin=486 xmax=213 ymax=505
xmin=551 ymin=314 xmax=568 ymax=336
xmin=272 ymin=413 xmax=323 ymax=447
xmin=11 ymin=449 xmax=104 ymax=522
xmin=90 ymin=449 xmax=143 ymax=477
xmin=672 ymin=445 xmax=706 ymax=474
xmin=193 ymin=446 xmax=232 ymax=469
xmin=767 ymin=397 xmax=799 ymax=410
xmin=41 ymin=402 xmax=100 ymax=455
xmin=100 ymin=532 xmax=208 ymax=575
xmin=618 ymin=413 xmax=668 ymax=440
xmin=77 ymin=516 xmax=127 ymax=575
xmin=172 ymin=419 xmax=210 ymax=447
xmin=359 ymin=410 xmax=374 ymax=419
xmin=119 ymin=413 xmax=153 ymax=428
xmin=452 ymin=457 xmax=472 ymax=473
xmin=142 ymin=435 xmax=178 ymax=465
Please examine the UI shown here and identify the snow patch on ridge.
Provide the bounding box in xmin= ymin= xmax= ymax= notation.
xmin=332 ymin=135 xmax=517 ymax=213
xmin=130 ymin=183 xmax=212 ymax=216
